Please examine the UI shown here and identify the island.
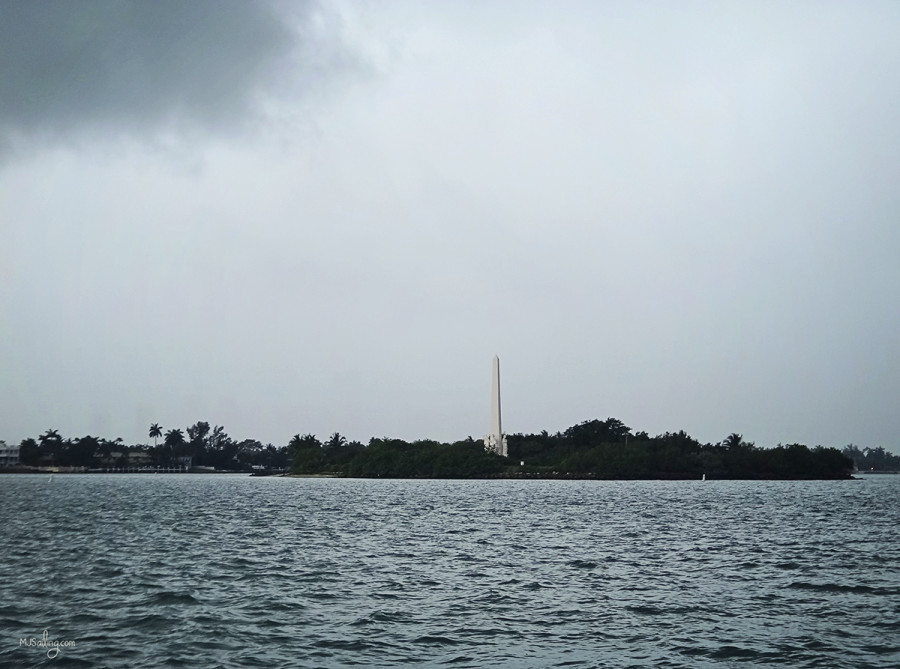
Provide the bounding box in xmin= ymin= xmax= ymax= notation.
xmin=2 ymin=417 xmax=883 ymax=479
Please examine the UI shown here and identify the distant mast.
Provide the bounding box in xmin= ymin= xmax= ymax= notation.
xmin=484 ymin=355 xmax=508 ymax=457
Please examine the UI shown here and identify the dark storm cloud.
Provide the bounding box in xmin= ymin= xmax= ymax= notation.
xmin=0 ymin=0 xmax=322 ymax=147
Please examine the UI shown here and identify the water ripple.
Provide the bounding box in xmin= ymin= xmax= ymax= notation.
xmin=0 ymin=475 xmax=898 ymax=667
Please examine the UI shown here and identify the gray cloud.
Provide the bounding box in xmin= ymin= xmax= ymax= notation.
xmin=0 ymin=0 xmax=353 ymax=151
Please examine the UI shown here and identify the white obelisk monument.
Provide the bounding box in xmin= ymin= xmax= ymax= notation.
xmin=484 ymin=355 xmax=508 ymax=456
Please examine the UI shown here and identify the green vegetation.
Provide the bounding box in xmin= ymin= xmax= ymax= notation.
xmin=291 ymin=418 xmax=856 ymax=479
xmin=8 ymin=417 xmax=867 ymax=479
xmin=14 ymin=422 xmax=290 ymax=472
xmin=842 ymin=444 xmax=900 ymax=472
xmin=502 ymin=422 xmax=854 ymax=479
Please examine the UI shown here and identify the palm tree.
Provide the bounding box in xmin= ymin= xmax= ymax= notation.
xmin=164 ymin=429 xmax=185 ymax=448
xmin=39 ymin=429 xmax=63 ymax=466
xmin=209 ymin=425 xmax=227 ymax=451
xmin=723 ymin=433 xmax=744 ymax=450
xmin=39 ymin=428 xmax=61 ymax=446
xmin=288 ymin=434 xmax=320 ymax=451
xmin=149 ymin=423 xmax=162 ymax=448
xmin=162 ymin=428 xmax=185 ymax=466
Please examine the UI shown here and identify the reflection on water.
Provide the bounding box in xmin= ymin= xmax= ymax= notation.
xmin=1 ymin=475 xmax=898 ymax=667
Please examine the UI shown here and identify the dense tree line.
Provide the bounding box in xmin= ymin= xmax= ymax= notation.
xmin=290 ymin=434 xmax=506 ymax=478
xmin=9 ymin=417 xmax=866 ymax=479
xmin=285 ymin=418 xmax=855 ymax=479
xmin=842 ymin=444 xmax=900 ymax=472
xmin=15 ymin=422 xmax=290 ymax=472
xmin=501 ymin=419 xmax=854 ymax=479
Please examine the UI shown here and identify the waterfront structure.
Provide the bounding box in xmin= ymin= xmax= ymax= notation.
xmin=0 ymin=441 xmax=19 ymax=467
xmin=483 ymin=355 xmax=508 ymax=457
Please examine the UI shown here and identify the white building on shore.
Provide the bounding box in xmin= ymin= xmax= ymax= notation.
xmin=0 ymin=441 xmax=20 ymax=467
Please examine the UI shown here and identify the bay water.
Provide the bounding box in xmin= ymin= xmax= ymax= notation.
xmin=1 ymin=474 xmax=898 ymax=668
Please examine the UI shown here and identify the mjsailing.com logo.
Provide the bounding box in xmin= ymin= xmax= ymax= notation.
xmin=19 ymin=629 xmax=76 ymax=659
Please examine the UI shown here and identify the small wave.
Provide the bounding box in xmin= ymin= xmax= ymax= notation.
xmin=307 ymin=591 xmax=340 ymax=600
xmin=464 ymin=571 xmax=489 ymax=579
xmin=441 ymin=655 xmax=476 ymax=665
xmin=625 ymin=604 xmax=703 ymax=616
xmin=860 ymin=643 xmax=900 ymax=655
xmin=312 ymin=638 xmax=386 ymax=652
xmin=788 ymin=581 xmax=896 ymax=595
xmin=451 ymin=625 xmax=514 ymax=639
xmin=709 ymin=644 xmax=761 ymax=659
xmin=473 ymin=590 xmax=519 ymax=605
xmin=413 ymin=634 xmax=463 ymax=645
xmin=296 ymin=569 xmax=342 ymax=581
xmin=121 ymin=612 xmax=175 ymax=631
xmin=69 ymin=611 xmax=105 ymax=625
xmin=800 ymin=638 xmax=837 ymax=652
xmin=673 ymin=644 xmax=707 ymax=657
xmin=148 ymin=591 xmax=199 ymax=606
xmin=567 ymin=559 xmax=598 ymax=569
xmin=351 ymin=610 xmax=413 ymax=626
xmin=371 ymin=592 xmax=401 ymax=600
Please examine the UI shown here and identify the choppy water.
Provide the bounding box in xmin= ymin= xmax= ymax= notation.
xmin=1 ymin=475 xmax=898 ymax=668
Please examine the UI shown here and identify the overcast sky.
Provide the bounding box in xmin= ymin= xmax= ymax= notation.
xmin=1 ymin=0 xmax=898 ymax=450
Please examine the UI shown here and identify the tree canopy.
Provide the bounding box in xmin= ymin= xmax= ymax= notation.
xmin=8 ymin=417 xmax=868 ymax=479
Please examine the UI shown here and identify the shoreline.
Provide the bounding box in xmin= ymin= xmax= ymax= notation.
xmin=3 ymin=468 xmax=879 ymax=480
